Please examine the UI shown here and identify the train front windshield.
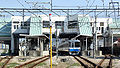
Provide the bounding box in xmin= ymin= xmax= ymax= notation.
xmin=75 ymin=42 xmax=80 ymax=47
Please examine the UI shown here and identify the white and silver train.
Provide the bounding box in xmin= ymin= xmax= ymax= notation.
xmin=58 ymin=40 xmax=81 ymax=55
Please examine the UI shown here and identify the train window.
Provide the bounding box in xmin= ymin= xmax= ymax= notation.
xmin=75 ymin=42 xmax=80 ymax=47
xmin=69 ymin=42 xmax=71 ymax=47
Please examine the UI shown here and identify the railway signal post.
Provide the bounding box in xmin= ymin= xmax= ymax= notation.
xmin=49 ymin=13 xmax=52 ymax=68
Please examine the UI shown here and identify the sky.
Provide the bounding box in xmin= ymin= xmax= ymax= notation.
xmin=0 ymin=0 xmax=120 ymax=18
xmin=0 ymin=0 xmax=120 ymax=8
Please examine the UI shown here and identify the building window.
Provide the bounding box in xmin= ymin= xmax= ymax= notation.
xmin=55 ymin=21 xmax=64 ymax=28
xmin=13 ymin=21 xmax=19 ymax=23
xmin=92 ymin=27 xmax=94 ymax=32
xmin=17 ymin=25 xmax=18 ymax=29
xmin=14 ymin=25 xmax=18 ymax=29
xmin=14 ymin=25 xmax=16 ymax=29
xmin=68 ymin=20 xmax=78 ymax=29
xmin=101 ymin=27 xmax=104 ymax=33
xmin=100 ymin=22 xmax=104 ymax=26
xmin=99 ymin=27 xmax=101 ymax=30
xmin=21 ymin=21 xmax=29 ymax=29
xmin=43 ymin=21 xmax=50 ymax=28
xmin=97 ymin=27 xmax=98 ymax=30
xmin=90 ymin=22 xmax=93 ymax=26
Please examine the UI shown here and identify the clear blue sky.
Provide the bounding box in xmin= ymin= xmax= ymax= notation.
xmin=0 ymin=0 xmax=120 ymax=8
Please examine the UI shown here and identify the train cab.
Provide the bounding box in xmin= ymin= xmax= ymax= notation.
xmin=69 ymin=40 xmax=81 ymax=55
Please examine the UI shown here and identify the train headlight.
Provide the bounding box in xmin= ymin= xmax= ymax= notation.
xmin=69 ymin=52 xmax=72 ymax=55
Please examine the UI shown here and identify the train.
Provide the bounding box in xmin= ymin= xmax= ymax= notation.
xmin=58 ymin=40 xmax=81 ymax=55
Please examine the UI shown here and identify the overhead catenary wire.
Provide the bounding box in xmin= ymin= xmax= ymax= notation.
xmin=16 ymin=0 xmax=44 ymax=29
xmin=0 ymin=0 xmax=119 ymax=33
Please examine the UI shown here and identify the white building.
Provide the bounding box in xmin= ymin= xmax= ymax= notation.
xmin=90 ymin=18 xmax=112 ymax=35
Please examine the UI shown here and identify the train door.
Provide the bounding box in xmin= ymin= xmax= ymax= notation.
xmin=69 ymin=41 xmax=73 ymax=47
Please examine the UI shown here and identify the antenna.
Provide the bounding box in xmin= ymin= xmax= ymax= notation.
xmin=25 ymin=1 xmax=50 ymax=9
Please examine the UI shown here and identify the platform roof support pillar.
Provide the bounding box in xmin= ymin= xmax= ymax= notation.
xmin=38 ymin=37 xmax=40 ymax=50
xmin=86 ymin=37 xmax=88 ymax=51
xmin=24 ymin=37 xmax=27 ymax=56
xmin=40 ymin=39 xmax=43 ymax=56
xmin=11 ymin=34 xmax=14 ymax=54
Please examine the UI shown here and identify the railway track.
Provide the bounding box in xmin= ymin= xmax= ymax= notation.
xmin=96 ymin=55 xmax=113 ymax=68
xmin=15 ymin=55 xmax=50 ymax=68
xmin=73 ymin=56 xmax=102 ymax=68
xmin=0 ymin=56 xmax=13 ymax=68
xmin=108 ymin=55 xmax=112 ymax=68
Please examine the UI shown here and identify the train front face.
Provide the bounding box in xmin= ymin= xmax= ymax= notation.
xmin=69 ymin=40 xmax=81 ymax=55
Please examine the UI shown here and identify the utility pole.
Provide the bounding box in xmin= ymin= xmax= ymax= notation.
xmin=22 ymin=9 xmax=24 ymax=29
xmin=56 ymin=26 xmax=58 ymax=58
xmin=95 ymin=6 xmax=98 ymax=51
xmin=93 ymin=8 xmax=97 ymax=58
xmin=50 ymin=0 xmax=52 ymax=11
xmin=95 ymin=16 xmax=98 ymax=51
xmin=111 ymin=32 xmax=113 ymax=55
xmin=93 ymin=20 xmax=95 ymax=58
xmin=86 ymin=37 xmax=88 ymax=51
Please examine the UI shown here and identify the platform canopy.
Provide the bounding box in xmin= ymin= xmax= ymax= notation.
xmin=19 ymin=34 xmax=49 ymax=39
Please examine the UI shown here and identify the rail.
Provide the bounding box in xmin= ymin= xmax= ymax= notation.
xmin=15 ymin=55 xmax=49 ymax=68
xmin=73 ymin=56 xmax=102 ymax=68
xmin=107 ymin=55 xmax=113 ymax=68
xmin=0 ymin=56 xmax=13 ymax=68
xmin=96 ymin=55 xmax=107 ymax=68
xmin=73 ymin=56 xmax=88 ymax=68
xmin=78 ymin=56 xmax=102 ymax=68
xmin=96 ymin=55 xmax=113 ymax=68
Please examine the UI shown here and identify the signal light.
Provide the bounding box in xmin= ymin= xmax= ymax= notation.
xmin=49 ymin=14 xmax=52 ymax=16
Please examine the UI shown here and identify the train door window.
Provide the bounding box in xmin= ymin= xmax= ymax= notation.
xmin=72 ymin=43 xmax=74 ymax=47
xmin=75 ymin=42 xmax=80 ymax=47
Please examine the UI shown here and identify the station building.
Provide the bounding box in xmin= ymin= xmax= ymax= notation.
xmin=8 ymin=15 xmax=66 ymax=56
xmin=0 ymin=15 xmax=119 ymax=56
